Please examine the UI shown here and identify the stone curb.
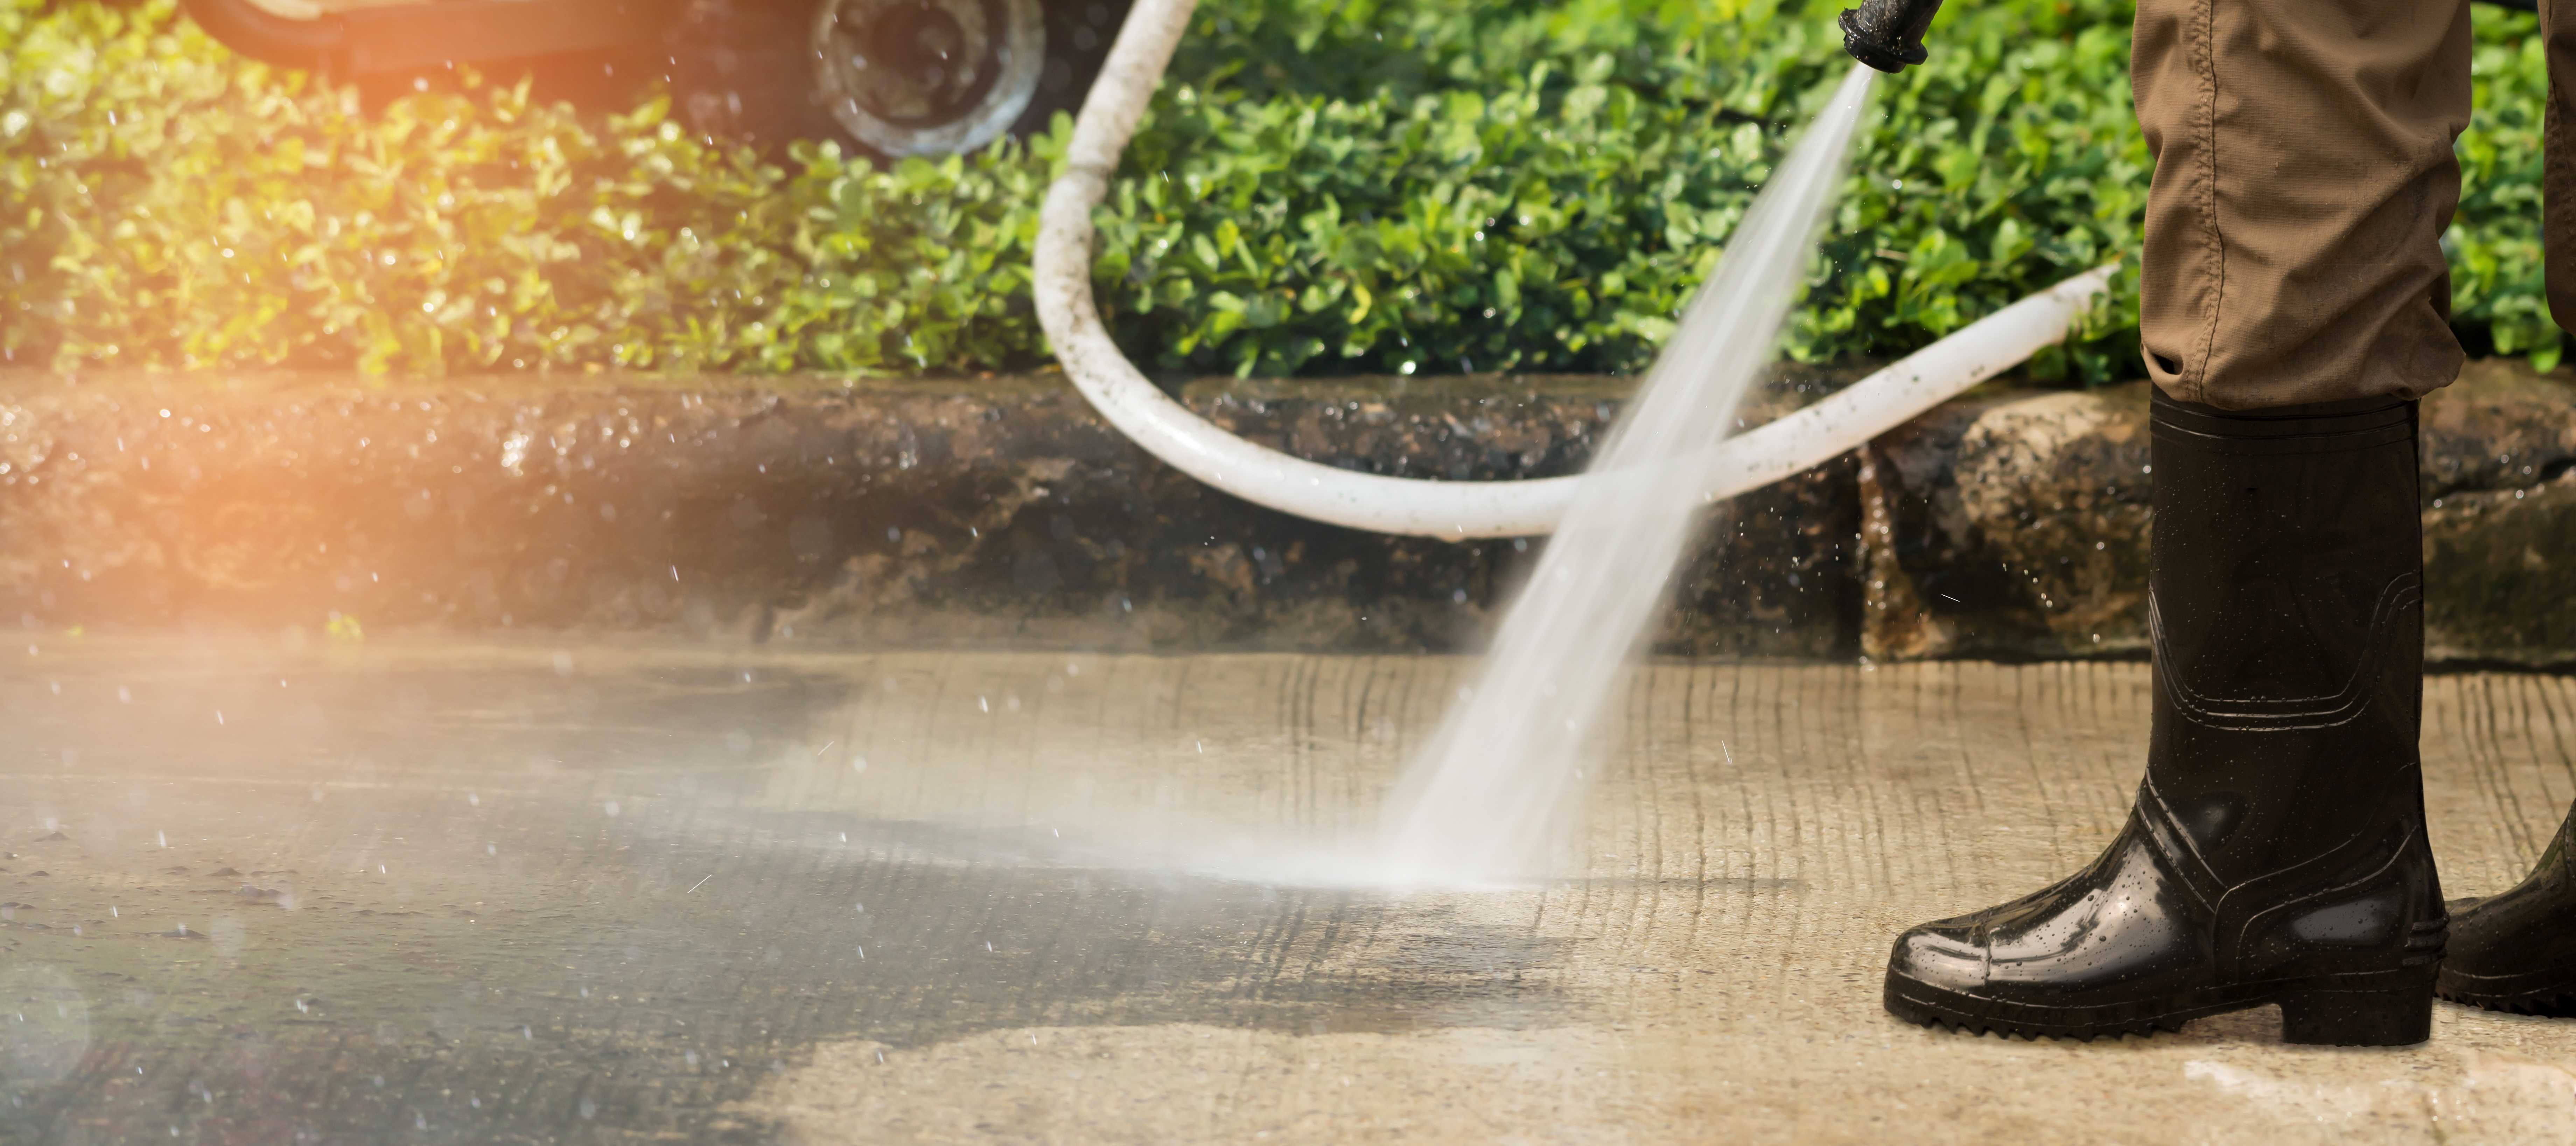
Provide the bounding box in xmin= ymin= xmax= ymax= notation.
xmin=1860 ymin=360 xmax=2576 ymax=665
xmin=4 ymin=363 xmax=2569 ymax=662
xmin=0 ymin=368 xmax=1861 ymax=656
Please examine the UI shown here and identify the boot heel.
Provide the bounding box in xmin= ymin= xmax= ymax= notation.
xmin=2276 ymin=979 xmax=2432 ymax=1046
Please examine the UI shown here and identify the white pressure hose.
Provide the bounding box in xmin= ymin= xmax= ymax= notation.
xmin=1031 ymin=0 xmax=2115 ymax=539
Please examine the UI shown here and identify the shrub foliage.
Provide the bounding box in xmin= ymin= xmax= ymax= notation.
xmin=0 ymin=0 xmax=2558 ymax=378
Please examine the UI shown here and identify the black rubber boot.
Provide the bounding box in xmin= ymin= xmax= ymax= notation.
xmin=1882 ymin=391 xmax=2444 ymax=1045
xmin=2438 ymin=807 xmax=2576 ymax=1013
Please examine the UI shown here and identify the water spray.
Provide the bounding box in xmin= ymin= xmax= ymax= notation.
xmin=1377 ymin=65 xmax=1880 ymax=884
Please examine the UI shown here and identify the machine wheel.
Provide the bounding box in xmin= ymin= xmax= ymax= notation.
xmin=667 ymin=0 xmax=1123 ymax=158
xmin=811 ymin=0 xmax=1045 ymax=157
xmin=181 ymin=0 xmax=1125 ymax=161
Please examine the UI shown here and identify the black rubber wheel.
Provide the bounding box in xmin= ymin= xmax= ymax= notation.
xmin=664 ymin=0 xmax=1127 ymax=159
xmin=242 ymin=0 xmax=1123 ymax=159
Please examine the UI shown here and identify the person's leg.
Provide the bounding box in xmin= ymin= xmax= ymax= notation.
xmin=2437 ymin=0 xmax=2576 ymax=1014
xmin=2133 ymin=0 xmax=2470 ymax=408
xmin=2552 ymin=0 xmax=2576 ymax=334
xmin=1879 ymin=0 xmax=2468 ymax=1044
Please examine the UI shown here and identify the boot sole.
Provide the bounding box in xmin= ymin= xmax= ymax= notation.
xmin=1885 ymin=967 xmax=2435 ymax=1046
xmin=2435 ymin=967 xmax=2576 ymax=1017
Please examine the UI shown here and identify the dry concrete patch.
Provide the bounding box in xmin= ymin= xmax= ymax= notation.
xmin=742 ymin=1013 xmax=2576 ymax=1144
xmin=738 ymin=1025 xmax=1643 ymax=1144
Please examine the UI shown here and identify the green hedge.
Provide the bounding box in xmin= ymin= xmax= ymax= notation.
xmin=0 ymin=0 xmax=2560 ymax=379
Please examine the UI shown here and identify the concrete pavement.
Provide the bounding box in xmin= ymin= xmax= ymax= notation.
xmin=6 ymin=637 xmax=2576 ymax=1142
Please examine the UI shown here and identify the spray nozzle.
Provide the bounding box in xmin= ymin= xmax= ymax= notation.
xmin=1838 ymin=0 xmax=1944 ymax=72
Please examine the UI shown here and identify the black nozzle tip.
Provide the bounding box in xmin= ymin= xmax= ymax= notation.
xmin=1838 ymin=8 xmax=1927 ymax=73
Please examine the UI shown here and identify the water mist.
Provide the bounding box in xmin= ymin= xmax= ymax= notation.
xmin=1377 ymin=64 xmax=1879 ymax=885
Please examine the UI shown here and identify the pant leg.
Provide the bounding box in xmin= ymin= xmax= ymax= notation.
xmin=2132 ymin=0 xmax=2472 ymax=410
xmin=2544 ymin=0 xmax=2576 ymax=329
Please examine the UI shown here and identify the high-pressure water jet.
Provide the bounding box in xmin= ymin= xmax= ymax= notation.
xmin=1376 ymin=64 xmax=1880 ymax=886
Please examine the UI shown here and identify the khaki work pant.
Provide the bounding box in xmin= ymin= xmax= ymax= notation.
xmin=2133 ymin=0 xmax=2576 ymax=408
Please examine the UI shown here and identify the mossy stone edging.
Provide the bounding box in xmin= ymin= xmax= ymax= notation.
xmin=5 ymin=363 xmax=2572 ymax=663
xmin=1859 ymin=361 xmax=2576 ymax=665
xmin=0 ymin=368 xmax=1859 ymax=656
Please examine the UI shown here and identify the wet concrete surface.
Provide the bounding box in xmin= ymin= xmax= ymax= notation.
xmin=8 ymin=638 xmax=2576 ymax=1142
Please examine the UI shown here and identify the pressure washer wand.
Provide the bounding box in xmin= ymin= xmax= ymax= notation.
xmin=1838 ymin=0 xmax=1943 ymax=72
